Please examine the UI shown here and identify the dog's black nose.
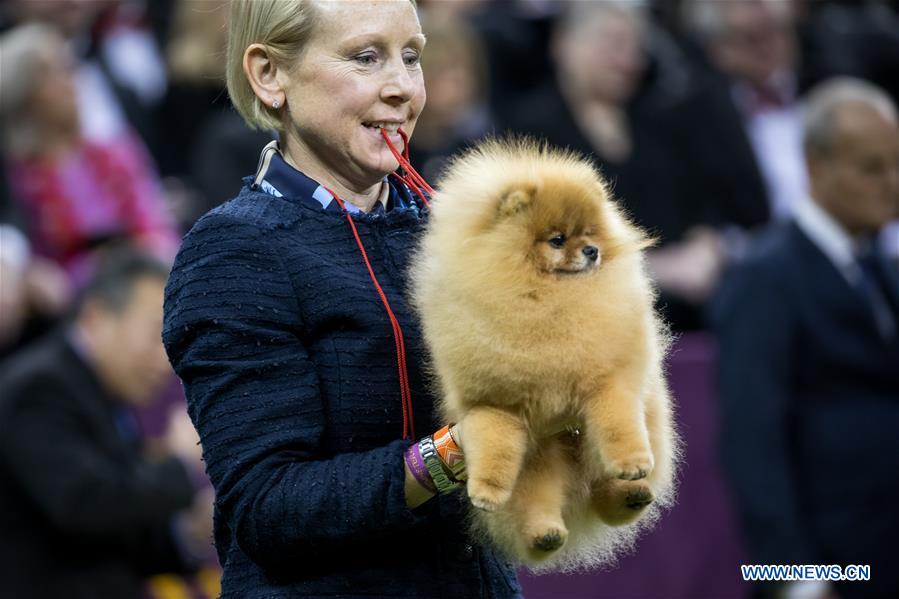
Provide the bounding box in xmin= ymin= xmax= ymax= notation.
xmin=582 ymin=246 xmax=599 ymax=261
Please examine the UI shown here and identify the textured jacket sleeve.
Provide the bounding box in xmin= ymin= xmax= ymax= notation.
xmin=162 ymin=212 xmax=424 ymax=570
xmin=712 ymin=259 xmax=816 ymax=565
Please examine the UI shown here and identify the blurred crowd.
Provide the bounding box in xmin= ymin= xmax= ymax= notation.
xmin=3 ymin=0 xmax=894 ymax=343
xmin=0 ymin=1 xmax=897 ymax=598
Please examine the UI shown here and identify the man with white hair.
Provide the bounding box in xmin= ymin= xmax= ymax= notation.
xmin=714 ymin=77 xmax=899 ymax=599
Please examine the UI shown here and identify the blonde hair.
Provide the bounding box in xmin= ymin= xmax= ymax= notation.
xmin=0 ymin=23 xmax=67 ymax=156
xmin=226 ymin=0 xmax=320 ymax=131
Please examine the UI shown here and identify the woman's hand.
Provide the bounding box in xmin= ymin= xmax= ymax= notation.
xmin=404 ymin=420 xmax=467 ymax=509
xmin=404 ymin=461 xmax=434 ymax=509
xmin=403 ymin=414 xmax=582 ymax=509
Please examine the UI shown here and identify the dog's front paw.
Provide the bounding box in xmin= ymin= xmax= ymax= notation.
xmin=467 ymin=478 xmax=513 ymax=512
xmin=604 ymin=453 xmax=654 ymax=481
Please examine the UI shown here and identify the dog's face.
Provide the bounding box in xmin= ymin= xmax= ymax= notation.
xmin=493 ymin=179 xmax=610 ymax=278
xmin=532 ymin=226 xmax=602 ymax=275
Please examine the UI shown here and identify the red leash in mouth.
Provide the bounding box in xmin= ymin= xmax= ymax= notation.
xmin=319 ymin=128 xmax=434 ymax=440
xmin=380 ymin=128 xmax=432 ymax=207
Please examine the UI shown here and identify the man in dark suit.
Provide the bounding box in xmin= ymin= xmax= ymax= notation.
xmin=713 ymin=78 xmax=899 ymax=599
xmin=0 ymin=251 xmax=204 ymax=598
xmin=676 ymin=0 xmax=807 ymax=229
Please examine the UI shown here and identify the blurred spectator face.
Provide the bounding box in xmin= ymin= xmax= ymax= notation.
xmin=554 ymin=6 xmax=646 ymax=105
xmin=82 ymin=276 xmax=171 ymax=406
xmin=27 ymin=41 xmax=80 ymax=140
xmin=419 ymin=0 xmax=487 ymax=20
xmin=423 ymin=52 xmax=476 ymax=129
xmin=420 ymin=17 xmax=484 ymax=132
xmin=9 ymin=0 xmax=104 ymax=38
xmin=809 ymin=103 xmax=899 ymax=236
xmin=709 ymin=0 xmax=796 ymax=87
xmin=1 ymin=24 xmax=80 ymax=156
xmin=0 ymin=264 xmax=27 ymax=347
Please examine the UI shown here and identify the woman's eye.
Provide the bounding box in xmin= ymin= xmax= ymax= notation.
xmin=549 ymin=235 xmax=566 ymax=249
xmin=403 ymin=51 xmax=421 ymax=67
xmin=354 ymin=53 xmax=378 ymax=66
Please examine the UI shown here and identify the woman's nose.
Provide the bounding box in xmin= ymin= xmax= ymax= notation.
xmin=381 ymin=58 xmax=416 ymax=104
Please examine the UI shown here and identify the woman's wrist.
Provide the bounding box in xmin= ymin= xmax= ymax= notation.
xmin=432 ymin=424 xmax=466 ymax=482
xmin=403 ymin=424 xmax=467 ymax=508
xmin=419 ymin=435 xmax=461 ymax=494
xmin=404 ymin=442 xmax=436 ymax=493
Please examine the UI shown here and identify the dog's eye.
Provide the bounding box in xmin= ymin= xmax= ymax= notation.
xmin=548 ymin=234 xmax=566 ymax=249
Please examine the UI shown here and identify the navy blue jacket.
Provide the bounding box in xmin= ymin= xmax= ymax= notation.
xmin=163 ymin=181 xmax=522 ymax=598
xmin=713 ymin=222 xmax=899 ymax=598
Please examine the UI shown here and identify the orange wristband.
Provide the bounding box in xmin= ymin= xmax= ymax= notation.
xmin=433 ymin=424 xmax=466 ymax=479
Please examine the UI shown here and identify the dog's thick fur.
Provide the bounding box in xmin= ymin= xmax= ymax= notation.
xmin=409 ymin=138 xmax=679 ymax=571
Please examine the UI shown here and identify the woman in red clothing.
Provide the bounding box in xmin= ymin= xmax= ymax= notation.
xmin=0 ymin=23 xmax=179 ymax=288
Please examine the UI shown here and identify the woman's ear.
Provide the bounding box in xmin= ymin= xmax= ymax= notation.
xmin=243 ymin=43 xmax=284 ymax=110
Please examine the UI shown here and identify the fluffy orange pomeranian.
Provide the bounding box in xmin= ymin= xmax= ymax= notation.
xmin=409 ymin=138 xmax=679 ymax=571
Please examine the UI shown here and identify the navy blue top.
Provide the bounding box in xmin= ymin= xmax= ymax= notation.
xmin=162 ymin=157 xmax=521 ymax=598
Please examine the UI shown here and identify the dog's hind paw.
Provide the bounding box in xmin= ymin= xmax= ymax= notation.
xmin=625 ymin=486 xmax=654 ymax=510
xmin=531 ymin=528 xmax=567 ymax=553
xmin=592 ymin=479 xmax=654 ymax=526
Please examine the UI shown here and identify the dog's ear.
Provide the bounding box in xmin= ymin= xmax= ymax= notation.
xmin=497 ymin=185 xmax=536 ymax=219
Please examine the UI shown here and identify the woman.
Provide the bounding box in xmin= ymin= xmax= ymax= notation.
xmin=162 ymin=1 xmax=522 ymax=597
xmin=500 ymin=1 xmax=727 ymax=331
xmin=408 ymin=13 xmax=492 ymax=182
xmin=0 ymin=23 xmax=179 ymax=289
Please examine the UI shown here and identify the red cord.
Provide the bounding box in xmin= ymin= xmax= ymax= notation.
xmin=319 ymin=130 xmax=434 ymax=440
xmin=380 ymin=129 xmax=433 ymax=202
xmin=382 ymin=147 xmax=426 ymax=204
xmin=396 ymin=129 xmax=435 ymax=196
xmin=390 ymin=171 xmax=430 ymax=208
xmin=323 ymin=186 xmax=416 ymax=440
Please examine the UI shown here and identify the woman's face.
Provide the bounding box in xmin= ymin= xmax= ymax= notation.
xmin=280 ymin=0 xmax=426 ymax=189
xmin=28 ymin=41 xmax=79 ymax=138
xmin=556 ymin=11 xmax=645 ymax=105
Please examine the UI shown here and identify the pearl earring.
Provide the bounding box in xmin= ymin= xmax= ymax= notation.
xmin=272 ymin=100 xmax=280 ymax=109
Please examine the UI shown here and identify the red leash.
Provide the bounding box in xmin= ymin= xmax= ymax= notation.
xmin=325 ymin=128 xmax=433 ymax=440
xmin=381 ymin=129 xmax=433 ymax=207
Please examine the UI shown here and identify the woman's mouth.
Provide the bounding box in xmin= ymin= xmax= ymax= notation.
xmin=362 ymin=121 xmax=402 ymax=135
xmin=362 ymin=122 xmax=404 ymax=153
